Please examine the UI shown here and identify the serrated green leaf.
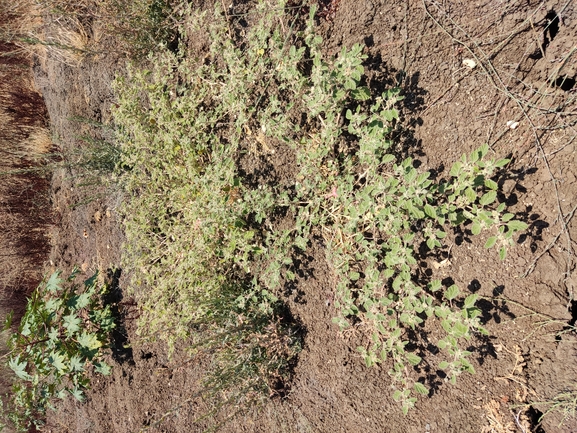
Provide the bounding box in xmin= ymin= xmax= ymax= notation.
xmin=48 ymin=351 xmax=67 ymax=375
xmin=444 ymin=285 xmax=459 ymax=301
xmin=45 ymin=271 xmax=63 ymax=293
xmin=44 ymin=298 xmax=62 ymax=315
xmin=429 ymin=280 xmax=442 ymax=292
xmin=393 ymin=390 xmax=403 ymax=401
xmin=68 ymin=292 xmax=91 ymax=311
xmin=69 ymin=355 xmax=85 ymax=372
xmin=350 ymin=271 xmax=360 ymax=281
xmin=77 ymin=331 xmax=102 ymax=351
xmin=413 ymin=382 xmax=429 ymax=395
xmin=9 ymin=357 xmax=32 ymax=381
xmin=63 ymin=313 xmax=81 ymax=337
xmin=463 ymin=294 xmax=478 ymax=309
xmin=94 ymin=361 xmax=112 ymax=376
xmin=485 ymin=236 xmax=497 ymax=249
xmin=438 ymin=361 xmax=450 ymax=369
xmin=70 ymin=387 xmax=85 ymax=402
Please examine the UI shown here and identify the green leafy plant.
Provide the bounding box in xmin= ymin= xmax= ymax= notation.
xmin=2 ymin=269 xmax=115 ymax=431
xmin=113 ymin=0 xmax=527 ymax=416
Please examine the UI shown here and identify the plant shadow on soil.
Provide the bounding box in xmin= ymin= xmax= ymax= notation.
xmin=102 ymin=268 xmax=135 ymax=366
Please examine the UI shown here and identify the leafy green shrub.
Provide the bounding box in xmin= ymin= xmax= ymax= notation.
xmin=1 ymin=270 xmax=115 ymax=431
xmin=113 ymin=0 xmax=527 ymax=414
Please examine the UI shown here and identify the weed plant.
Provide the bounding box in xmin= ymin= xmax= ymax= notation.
xmin=1 ymin=270 xmax=115 ymax=431
xmin=113 ymin=0 xmax=527 ymax=414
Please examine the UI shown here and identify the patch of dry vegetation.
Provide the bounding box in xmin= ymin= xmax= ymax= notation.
xmin=0 ymin=2 xmax=53 ymax=407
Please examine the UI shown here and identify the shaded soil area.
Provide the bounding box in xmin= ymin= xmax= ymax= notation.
xmin=28 ymin=0 xmax=577 ymax=432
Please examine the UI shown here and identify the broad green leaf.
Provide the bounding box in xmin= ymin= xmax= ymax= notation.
xmin=383 ymin=108 xmax=398 ymax=122
xmin=416 ymin=172 xmax=430 ymax=185
xmin=479 ymin=190 xmax=497 ymax=206
xmin=349 ymin=271 xmax=360 ymax=281
xmin=465 ymin=187 xmax=477 ymax=203
xmin=449 ymin=161 xmax=462 ymax=177
xmin=463 ymin=294 xmax=478 ymax=309
xmin=478 ymin=144 xmax=489 ymax=158
xmin=438 ymin=361 xmax=450 ymax=369
xmin=406 ymin=352 xmax=421 ymax=366
xmin=351 ymin=86 xmax=371 ymax=101
xmin=460 ymin=358 xmax=475 ymax=374
xmin=453 ymin=322 xmax=469 ymax=338
xmin=494 ymin=158 xmax=510 ymax=168
xmin=444 ymin=285 xmax=459 ymax=301
xmin=414 ymin=382 xmax=429 ymax=395
xmin=429 ymin=280 xmax=441 ymax=292
xmin=381 ymin=154 xmax=395 ymax=164
xmin=485 ymin=236 xmax=497 ymax=249
xmin=484 ymin=179 xmax=498 ymax=190
xmin=499 ymin=247 xmax=507 ymax=261
xmin=471 ymin=221 xmax=481 ymax=235
xmin=507 ymin=220 xmax=528 ymax=231
xmin=424 ymin=204 xmax=436 ymax=219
